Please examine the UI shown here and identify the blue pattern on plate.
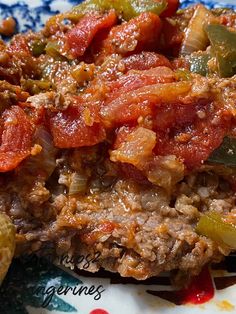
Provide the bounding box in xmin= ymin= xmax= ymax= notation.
xmin=0 ymin=256 xmax=80 ymax=313
xmin=0 ymin=1 xmax=59 ymax=33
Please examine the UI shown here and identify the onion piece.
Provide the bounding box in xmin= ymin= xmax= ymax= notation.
xmin=20 ymin=127 xmax=57 ymax=179
xmin=110 ymin=127 xmax=156 ymax=167
xmin=180 ymin=4 xmax=216 ymax=56
xmin=69 ymin=172 xmax=88 ymax=195
xmin=145 ymin=155 xmax=184 ymax=190
xmin=101 ymin=81 xmax=192 ymax=127
xmin=34 ymin=127 xmax=58 ymax=178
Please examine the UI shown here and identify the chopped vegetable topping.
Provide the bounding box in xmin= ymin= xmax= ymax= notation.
xmin=66 ymin=10 xmax=117 ymax=58
xmin=180 ymin=4 xmax=215 ymax=56
xmin=71 ymin=0 xmax=168 ymax=21
xmin=110 ymin=127 xmax=156 ymax=167
xmin=206 ymin=24 xmax=236 ymax=77
xmin=0 ymin=17 xmax=16 ymax=37
xmin=196 ymin=211 xmax=236 ymax=249
xmin=31 ymin=39 xmax=46 ymax=57
xmin=49 ymin=105 xmax=106 ymax=148
xmin=208 ymin=137 xmax=236 ymax=166
xmin=189 ymin=53 xmax=211 ymax=76
xmin=0 ymin=106 xmax=33 ymax=172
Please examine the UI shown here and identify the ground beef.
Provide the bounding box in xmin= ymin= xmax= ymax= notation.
xmin=0 ymin=150 xmax=233 ymax=282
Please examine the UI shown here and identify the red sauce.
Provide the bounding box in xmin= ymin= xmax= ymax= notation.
xmin=147 ymin=267 xmax=214 ymax=305
xmin=90 ymin=309 xmax=109 ymax=314
xmin=176 ymin=267 xmax=214 ymax=304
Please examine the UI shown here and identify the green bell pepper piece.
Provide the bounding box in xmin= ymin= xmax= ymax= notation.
xmin=208 ymin=137 xmax=236 ymax=167
xmin=189 ymin=53 xmax=211 ymax=76
xmin=205 ymin=24 xmax=236 ymax=78
xmin=45 ymin=42 xmax=68 ymax=61
xmin=31 ymin=40 xmax=46 ymax=57
xmin=196 ymin=211 xmax=236 ymax=249
xmin=71 ymin=0 xmax=167 ymax=21
xmin=22 ymin=79 xmax=52 ymax=95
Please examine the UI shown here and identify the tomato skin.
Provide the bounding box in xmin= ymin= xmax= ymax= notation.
xmin=161 ymin=19 xmax=183 ymax=56
xmin=160 ymin=0 xmax=180 ymax=18
xmin=101 ymin=66 xmax=176 ymax=126
xmin=66 ymin=10 xmax=117 ymax=58
xmin=153 ymin=103 xmax=198 ymax=130
xmin=122 ymin=52 xmax=172 ymax=72
xmin=96 ymin=12 xmax=162 ymax=63
xmin=154 ymin=109 xmax=230 ymax=169
xmin=107 ymin=66 xmax=175 ymax=102
xmin=49 ymin=105 xmax=106 ymax=148
xmin=0 ymin=106 xmax=33 ymax=172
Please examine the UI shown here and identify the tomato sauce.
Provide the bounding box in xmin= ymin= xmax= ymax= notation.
xmin=147 ymin=267 xmax=214 ymax=305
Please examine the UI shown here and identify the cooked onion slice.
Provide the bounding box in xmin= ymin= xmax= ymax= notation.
xmin=69 ymin=172 xmax=88 ymax=195
xmin=180 ymin=4 xmax=216 ymax=56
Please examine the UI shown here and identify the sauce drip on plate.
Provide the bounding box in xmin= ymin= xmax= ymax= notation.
xmin=147 ymin=266 xmax=214 ymax=305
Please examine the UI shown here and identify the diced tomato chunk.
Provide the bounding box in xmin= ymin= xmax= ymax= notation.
xmin=154 ymin=110 xmax=230 ymax=169
xmin=101 ymin=99 xmax=153 ymax=127
xmin=153 ymin=103 xmax=199 ymax=130
xmin=101 ymin=67 xmax=177 ymax=127
xmin=171 ymin=57 xmax=190 ymax=71
xmin=160 ymin=0 xmax=180 ymax=18
xmin=6 ymin=36 xmax=38 ymax=82
xmin=114 ymin=127 xmax=155 ymax=184
xmin=96 ymin=12 xmax=162 ymax=63
xmin=110 ymin=127 xmax=156 ymax=167
xmin=161 ymin=19 xmax=183 ymax=56
xmin=8 ymin=36 xmax=30 ymax=54
xmin=107 ymin=66 xmax=175 ymax=102
xmin=0 ymin=106 xmax=33 ymax=172
xmin=66 ymin=10 xmax=117 ymax=58
xmin=49 ymin=105 xmax=106 ymax=148
xmin=122 ymin=52 xmax=172 ymax=72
